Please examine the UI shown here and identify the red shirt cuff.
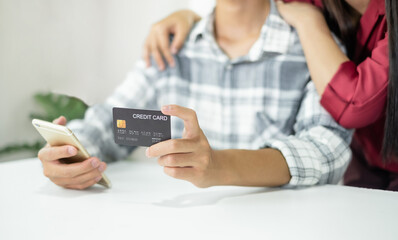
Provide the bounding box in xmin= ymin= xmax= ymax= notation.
xmin=320 ymin=61 xmax=358 ymax=123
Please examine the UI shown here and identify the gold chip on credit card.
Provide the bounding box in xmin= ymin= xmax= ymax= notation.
xmin=117 ymin=119 xmax=126 ymax=128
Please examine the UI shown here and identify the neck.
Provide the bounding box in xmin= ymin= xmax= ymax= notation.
xmin=215 ymin=0 xmax=269 ymax=42
xmin=345 ymin=0 xmax=371 ymax=14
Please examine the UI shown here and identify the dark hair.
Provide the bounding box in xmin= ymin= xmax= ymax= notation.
xmin=383 ymin=0 xmax=398 ymax=160
xmin=322 ymin=0 xmax=398 ymax=161
xmin=321 ymin=0 xmax=361 ymax=59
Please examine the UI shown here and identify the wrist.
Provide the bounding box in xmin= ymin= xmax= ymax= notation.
xmin=210 ymin=150 xmax=235 ymax=186
xmin=180 ymin=9 xmax=201 ymax=25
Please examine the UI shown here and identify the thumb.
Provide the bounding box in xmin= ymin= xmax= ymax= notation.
xmin=161 ymin=105 xmax=200 ymax=138
xmin=53 ymin=116 xmax=67 ymax=126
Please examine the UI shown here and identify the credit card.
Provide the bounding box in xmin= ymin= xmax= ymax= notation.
xmin=113 ymin=107 xmax=171 ymax=147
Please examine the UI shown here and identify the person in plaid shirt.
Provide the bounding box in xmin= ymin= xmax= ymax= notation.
xmin=38 ymin=0 xmax=352 ymax=190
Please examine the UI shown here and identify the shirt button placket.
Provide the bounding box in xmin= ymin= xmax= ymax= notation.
xmin=223 ymin=61 xmax=233 ymax=148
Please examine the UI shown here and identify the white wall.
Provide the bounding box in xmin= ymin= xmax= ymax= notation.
xmin=0 ymin=0 xmax=215 ymax=161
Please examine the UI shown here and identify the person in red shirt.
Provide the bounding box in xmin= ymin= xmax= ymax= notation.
xmin=275 ymin=0 xmax=398 ymax=190
xmin=142 ymin=0 xmax=398 ymax=191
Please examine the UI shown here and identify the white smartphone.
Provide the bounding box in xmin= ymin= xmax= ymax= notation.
xmin=32 ymin=119 xmax=111 ymax=188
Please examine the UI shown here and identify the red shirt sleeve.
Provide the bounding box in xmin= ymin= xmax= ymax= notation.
xmin=320 ymin=35 xmax=389 ymax=129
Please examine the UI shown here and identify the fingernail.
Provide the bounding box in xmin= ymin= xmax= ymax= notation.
xmin=95 ymin=176 xmax=102 ymax=182
xmin=145 ymin=148 xmax=150 ymax=157
xmin=171 ymin=47 xmax=177 ymax=54
xmin=162 ymin=105 xmax=171 ymax=112
xmin=98 ymin=163 xmax=105 ymax=172
xmin=68 ymin=146 xmax=77 ymax=155
xmin=91 ymin=159 xmax=100 ymax=168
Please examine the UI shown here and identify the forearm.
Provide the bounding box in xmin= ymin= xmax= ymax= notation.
xmin=212 ymin=148 xmax=291 ymax=187
xmin=296 ymin=17 xmax=349 ymax=95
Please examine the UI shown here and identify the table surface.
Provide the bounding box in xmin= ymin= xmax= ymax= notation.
xmin=1 ymin=153 xmax=398 ymax=240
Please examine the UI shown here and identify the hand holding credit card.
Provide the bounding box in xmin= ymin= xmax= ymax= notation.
xmin=143 ymin=105 xmax=216 ymax=188
xmin=114 ymin=105 xmax=218 ymax=188
xmin=113 ymin=107 xmax=171 ymax=147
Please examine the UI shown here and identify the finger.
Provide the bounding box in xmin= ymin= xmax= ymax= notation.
xmin=157 ymin=31 xmax=175 ymax=67
xmin=53 ymin=167 xmax=103 ymax=186
xmin=43 ymin=157 xmax=102 ymax=179
xmin=64 ymin=178 xmax=100 ymax=190
xmin=157 ymin=153 xmax=197 ymax=167
xmin=170 ymin=25 xmax=189 ymax=54
xmin=161 ymin=105 xmax=200 ymax=137
xmin=142 ymin=41 xmax=151 ymax=67
xmin=52 ymin=116 xmax=67 ymax=126
xmin=163 ymin=166 xmax=195 ymax=180
xmin=146 ymin=139 xmax=196 ymax=158
xmin=38 ymin=145 xmax=77 ymax=162
xmin=150 ymin=39 xmax=165 ymax=71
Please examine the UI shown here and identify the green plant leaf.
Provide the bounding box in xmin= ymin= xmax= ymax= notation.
xmin=29 ymin=92 xmax=88 ymax=122
xmin=0 ymin=140 xmax=44 ymax=156
xmin=0 ymin=92 xmax=89 ymax=159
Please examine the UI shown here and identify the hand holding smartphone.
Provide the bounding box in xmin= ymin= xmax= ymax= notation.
xmin=32 ymin=118 xmax=111 ymax=188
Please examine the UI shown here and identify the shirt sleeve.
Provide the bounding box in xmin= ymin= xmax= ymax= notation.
xmin=66 ymin=61 xmax=159 ymax=163
xmin=320 ymin=35 xmax=389 ymax=129
xmin=263 ymin=81 xmax=353 ymax=187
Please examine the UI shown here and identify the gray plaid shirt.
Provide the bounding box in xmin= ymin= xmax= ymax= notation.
xmin=68 ymin=1 xmax=352 ymax=187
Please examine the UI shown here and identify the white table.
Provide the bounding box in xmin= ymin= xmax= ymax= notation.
xmin=1 ymin=153 xmax=398 ymax=240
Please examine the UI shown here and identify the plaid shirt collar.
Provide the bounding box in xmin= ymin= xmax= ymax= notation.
xmin=188 ymin=0 xmax=292 ymax=62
